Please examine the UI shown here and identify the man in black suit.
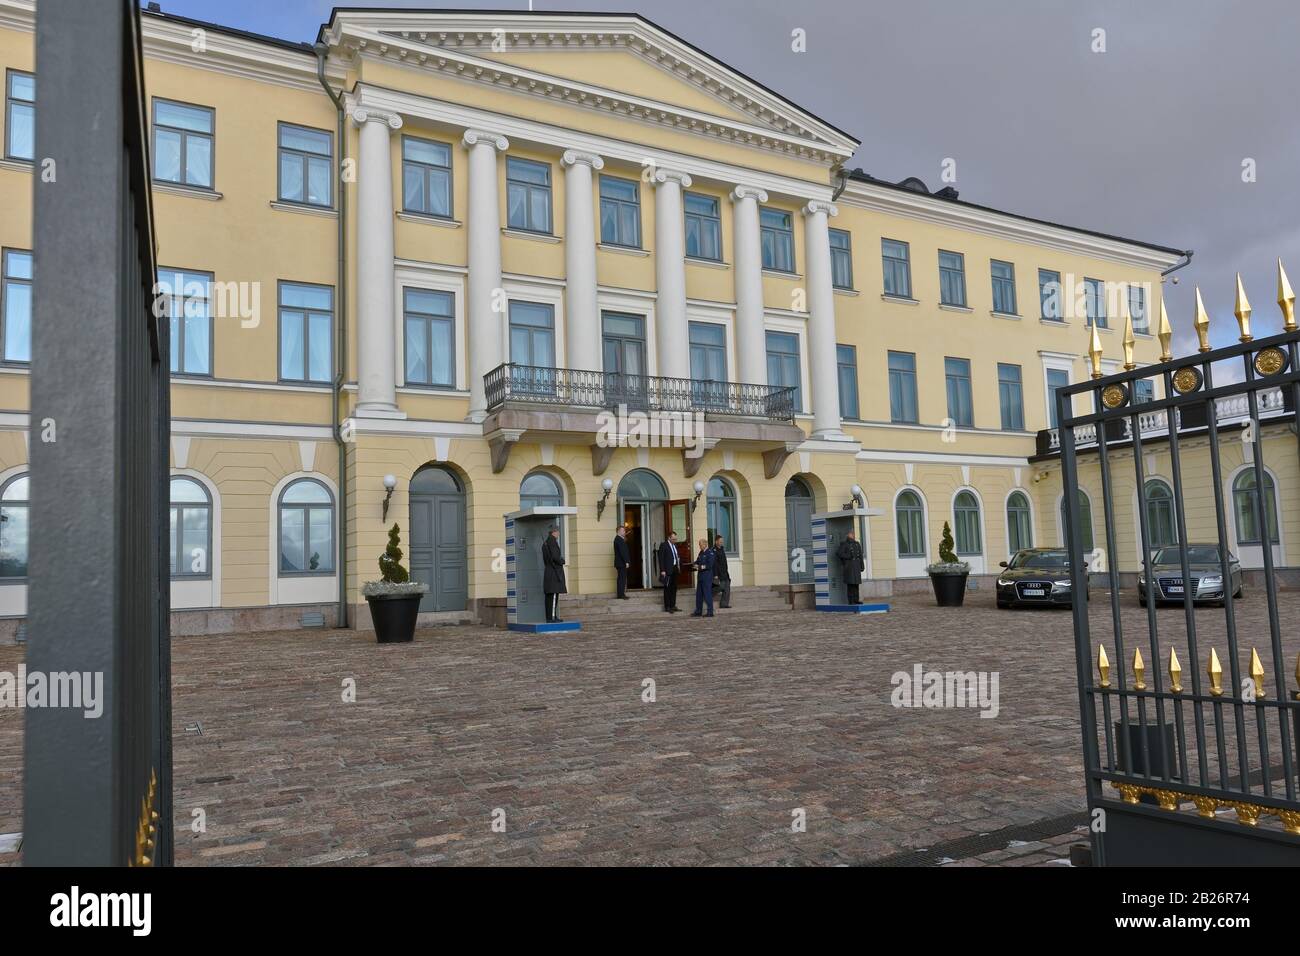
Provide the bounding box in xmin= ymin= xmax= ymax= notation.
xmin=613 ymin=525 xmax=631 ymax=599
xmin=542 ymin=526 xmax=567 ymax=622
xmin=712 ymin=533 xmax=732 ymax=609
xmin=837 ymin=529 xmax=865 ymax=605
xmin=657 ymin=531 xmax=681 ymax=612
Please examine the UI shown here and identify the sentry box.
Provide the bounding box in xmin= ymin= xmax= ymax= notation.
xmin=811 ymin=508 xmax=890 ymax=614
xmin=504 ymin=506 xmax=581 ymax=632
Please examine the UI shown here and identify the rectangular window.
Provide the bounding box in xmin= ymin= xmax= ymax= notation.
xmin=991 ymin=259 xmax=1017 ymax=315
xmin=882 ymin=238 xmax=912 ymax=298
xmin=1134 ymin=379 xmax=1155 ymax=404
xmin=1129 ymin=284 xmax=1148 ymax=332
xmin=829 ymin=228 xmax=853 ymax=289
xmin=938 ymin=250 xmax=966 ymax=306
xmin=158 ymin=267 xmax=212 ymax=376
xmin=1 ymin=249 xmax=32 ymax=364
xmin=278 ymin=123 xmax=332 ymax=207
xmin=506 ymin=157 xmax=552 ymax=233
xmin=279 ymin=282 xmax=333 ymax=384
xmin=689 ymin=321 xmax=727 ymax=409
xmin=508 ymin=301 xmax=556 ymax=397
xmin=765 ymin=331 xmax=801 ymax=411
xmin=1047 ymin=367 xmax=1071 ymax=428
xmin=945 ymin=356 xmax=974 ymax=427
xmin=401 ymin=136 xmax=452 ymax=218
xmin=997 ymin=362 xmax=1024 ymax=431
xmin=684 ymin=192 xmax=722 ymax=261
xmin=599 ymin=175 xmax=641 ymax=248
xmin=888 ymin=350 xmax=918 ymax=424
xmin=760 ymin=207 xmax=795 ymax=273
xmin=1084 ymin=277 xmax=1107 ymax=328
xmin=837 ymin=344 xmax=859 ymax=420
xmin=153 ymin=98 xmax=214 ymax=189
xmin=403 ymin=288 xmax=454 ymax=388
xmin=1039 ymin=268 xmax=1062 ymax=320
xmin=4 ymin=70 xmax=33 ymax=162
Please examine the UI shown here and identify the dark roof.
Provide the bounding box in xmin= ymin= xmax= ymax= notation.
xmin=318 ymin=7 xmax=859 ymax=144
xmin=847 ymin=169 xmax=1188 ymax=259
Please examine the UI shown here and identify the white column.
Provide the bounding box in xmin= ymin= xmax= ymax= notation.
xmin=351 ymin=107 xmax=403 ymax=417
xmin=463 ymin=129 xmax=510 ymax=421
xmin=803 ymin=200 xmax=844 ymax=438
xmin=652 ymin=167 xmax=692 ymax=381
xmin=561 ymin=149 xmax=604 ymax=373
xmin=730 ymin=185 xmax=768 ymax=386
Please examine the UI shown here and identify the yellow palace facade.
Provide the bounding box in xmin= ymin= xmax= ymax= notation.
xmin=1 ymin=2 xmax=1291 ymax=634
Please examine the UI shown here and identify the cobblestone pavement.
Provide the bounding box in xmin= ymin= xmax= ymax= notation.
xmin=2 ymin=589 xmax=1297 ymax=866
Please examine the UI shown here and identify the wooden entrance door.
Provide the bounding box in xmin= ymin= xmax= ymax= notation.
xmin=666 ymin=498 xmax=692 ymax=587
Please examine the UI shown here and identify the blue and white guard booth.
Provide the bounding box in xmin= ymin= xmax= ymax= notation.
xmin=811 ymin=507 xmax=890 ymax=614
xmin=505 ymin=506 xmax=581 ymax=632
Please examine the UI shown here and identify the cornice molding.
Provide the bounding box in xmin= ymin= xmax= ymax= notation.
xmin=840 ymin=180 xmax=1183 ymax=273
xmin=320 ymin=10 xmax=858 ymax=159
xmin=350 ymin=84 xmax=833 ymax=204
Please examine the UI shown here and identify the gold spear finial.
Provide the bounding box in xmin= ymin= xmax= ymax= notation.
xmin=1157 ymin=299 xmax=1173 ymax=362
xmin=1234 ymin=273 xmax=1253 ymax=343
xmin=1169 ymin=647 xmax=1183 ymax=693
xmin=1088 ymin=321 xmax=1104 ymax=379
xmin=1193 ymin=287 xmax=1212 ymax=352
xmin=1122 ymin=313 xmax=1136 ymax=370
xmin=1097 ymin=644 xmax=1111 ymax=688
xmin=1133 ymin=647 xmax=1146 ymax=690
xmin=1208 ymin=647 xmax=1223 ymax=696
xmin=1250 ymin=648 xmax=1266 ymax=699
xmin=1279 ymin=259 xmax=1296 ymax=332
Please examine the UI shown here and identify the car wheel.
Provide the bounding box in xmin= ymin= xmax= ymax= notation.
xmin=1139 ymin=596 xmax=1147 ymax=608
xmin=1234 ymin=585 xmax=1243 ymax=599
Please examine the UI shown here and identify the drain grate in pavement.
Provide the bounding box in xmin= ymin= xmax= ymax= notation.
xmin=860 ymin=811 xmax=1089 ymax=867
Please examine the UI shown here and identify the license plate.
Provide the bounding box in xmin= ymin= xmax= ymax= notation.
xmin=1167 ymin=586 xmax=1183 ymax=594
xmin=1022 ymin=588 xmax=1045 ymax=596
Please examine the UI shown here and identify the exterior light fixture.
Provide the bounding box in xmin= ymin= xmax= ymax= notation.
xmin=596 ymin=476 xmax=614 ymax=520
xmin=692 ymin=479 xmax=705 ymax=511
xmin=851 ymin=484 xmax=864 ymax=508
xmin=381 ymin=474 xmax=397 ymax=521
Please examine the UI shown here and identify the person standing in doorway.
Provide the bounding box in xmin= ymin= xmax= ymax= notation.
xmin=712 ymin=533 xmax=731 ymax=609
xmin=658 ymin=531 xmax=681 ymax=612
xmin=837 ymin=528 xmax=865 ymax=605
xmin=542 ymin=525 xmax=567 ymax=622
xmin=691 ymin=537 xmax=715 ymax=617
xmin=613 ymin=525 xmax=631 ymax=599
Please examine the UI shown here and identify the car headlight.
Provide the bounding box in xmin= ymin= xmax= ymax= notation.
xmin=997 ymin=577 xmax=1013 ymax=587
xmin=1052 ymin=580 xmax=1072 ymax=591
xmin=1201 ymin=575 xmax=1222 ymax=587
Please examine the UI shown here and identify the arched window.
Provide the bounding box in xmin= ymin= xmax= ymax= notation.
xmin=410 ymin=465 xmax=461 ymax=495
xmin=279 ymin=478 xmax=335 ymax=574
xmin=1233 ymin=470 xmax=1279 ymax=545
xmin=0 ymin=474 xmax=29 ymax=579
xmin=1060 ymin=490 xmax=1094 ymax=553
xmin=707 ymin=476 xmax=737 ymax=554
xmin=953 ymin=490 xmax=982 ymax=556
xmin=785 ymin=476 xmax=812 ymax=499
xmin=520 ymin=471 xmax=562 ymax=509
xmin=1006 ymin=491 xmax=1032 ymax=554
xmin=896 ymin=489 xmax=925 ymax=558
xmin=618 ymin=468 xmax=668 ymax=501
xmin=170 ymin=477 xmax=212 ymax=578
xmin=1143 ymin=479 xmax=1177 ymax=549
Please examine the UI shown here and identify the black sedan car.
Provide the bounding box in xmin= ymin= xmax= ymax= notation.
xmin=1138 ymin=544 xmax=1243 ymax=607
xmin=996 ymin=548 xmax=1087 ymax=608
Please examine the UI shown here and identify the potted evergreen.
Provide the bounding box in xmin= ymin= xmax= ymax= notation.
xmin=362 ymin=524 xmax=427 ymax=643
xmin=927 ymin=521 xmax=970 ymax=607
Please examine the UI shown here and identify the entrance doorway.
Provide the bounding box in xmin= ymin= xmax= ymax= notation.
xmin=785 ymin=476 xmax=814 ymax=584
xmin=409 ymin=465 xmax=467 ymax=611
xmin=617 ymin=468 xmax=689 ymax=589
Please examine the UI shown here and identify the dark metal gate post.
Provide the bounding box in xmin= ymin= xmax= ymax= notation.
xmin=24 ymin=0 xmax=171 ymax=866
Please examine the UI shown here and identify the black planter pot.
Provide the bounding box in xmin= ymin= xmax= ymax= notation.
xmin=929 ymin=572 xmax=969 ymax=607
xmin=366 ymin=592 xmax=423 ymax=644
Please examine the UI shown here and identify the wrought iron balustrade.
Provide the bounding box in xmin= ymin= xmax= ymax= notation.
xmin=484 ymin=363 xmax=798 ymax=422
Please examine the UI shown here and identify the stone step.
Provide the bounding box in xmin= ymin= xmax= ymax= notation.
xmin=558 ymin=586 xmax=791 ymax=623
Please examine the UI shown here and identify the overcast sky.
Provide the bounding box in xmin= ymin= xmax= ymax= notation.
xmin=151 ymin=0 xmax=1300 ymax=355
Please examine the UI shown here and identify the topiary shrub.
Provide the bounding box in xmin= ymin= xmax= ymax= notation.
xmin=378 ymin=523 xmax=410 ymax=584
xmin=927 ymin=521 xmax=970 ymax=575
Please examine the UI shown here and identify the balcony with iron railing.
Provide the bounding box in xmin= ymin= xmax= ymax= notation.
xmin=483 ymin=363 xmax=799 ymax=422
xmin=1035 ymin=385 xmax=1293 ymax=456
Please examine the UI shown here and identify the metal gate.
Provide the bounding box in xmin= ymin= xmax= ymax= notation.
xmin=23 ymin=0 xmax=171 ymax=866
xmin=1060 ymin=268 xmax=1300 ymax=865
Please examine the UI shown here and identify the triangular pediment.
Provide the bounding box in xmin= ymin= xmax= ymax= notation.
xmin=322 ymin=10 xmax=858 ymax=164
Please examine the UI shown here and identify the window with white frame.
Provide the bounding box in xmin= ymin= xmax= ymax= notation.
xmin=170 ymin=477 xmax=212 ymax=578
xmin=153 ymin=98 xmax=214 ymax=189
xmin=279 ymin=479 xmax=335 ymax=574
xmin=0 ymin=473 xmax=28 ymax=579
